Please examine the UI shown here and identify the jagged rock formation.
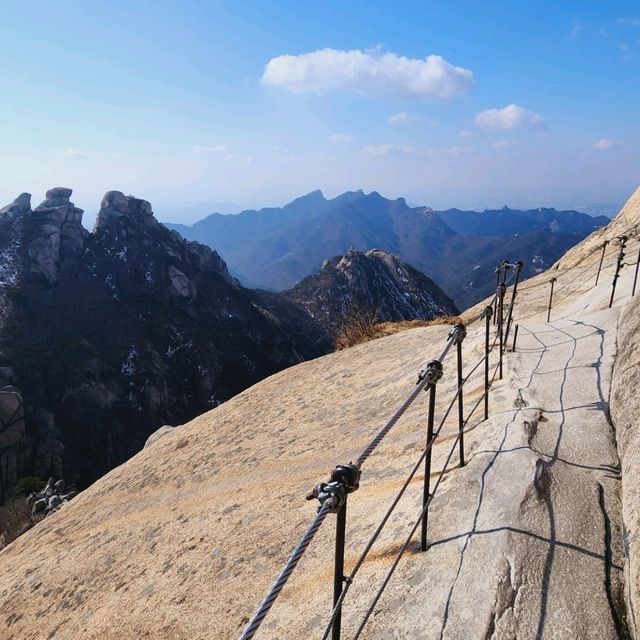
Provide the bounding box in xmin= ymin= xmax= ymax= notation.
xmin=285 ymin=248 xmax=458 ymax=334
xmin=0 ymin=188 xmax=637 ymax=639
xmin=166 ymin=189 xmax=609 ymax=308
xmin=0 ymin=188 xmax=318 ymax=494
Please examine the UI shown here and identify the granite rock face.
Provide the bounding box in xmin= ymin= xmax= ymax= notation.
xmin=0 ymin=189 xmax=320 ymax=496
xmin=611 ymin=293 xmax=640 ymax=637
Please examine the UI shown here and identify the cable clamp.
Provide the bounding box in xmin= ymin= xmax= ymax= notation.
xmin=417 ymin=359 xmax=443 ymax=385
xmin=305 ymin=463 xmax=361 ymax=513
xmin=448 ymin=323 xmax=466 ymax=345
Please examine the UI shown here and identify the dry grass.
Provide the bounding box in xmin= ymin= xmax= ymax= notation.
xmin=334 ymin=314 xmax=463 ymax=350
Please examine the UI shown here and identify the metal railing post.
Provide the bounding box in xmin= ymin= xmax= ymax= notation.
xmin=504 ymin=260 xmax=523 ymax=345
xmin=595 ymin=240 xmax=609 ymax=286
xmin=420 ymin=360 xmax=443 ymax=552
xmin=498 ymin=283 xmax=506 ymax=380
xmin=332 ymin=500 xmax=347 ymax=640
xmin=492 ymin=267 xmax=501 ymax=323
xmin=512 ymin=324 xmax=519 ymax=352
xmin=633 ymin=243 xmax=640 ymax=297
xmin=304 ymin=463 xmax=360 ymax=640
xmin=546 ymin=277 xmax=556 ymax=323
xmin=484 ymin=305 xmax=492 ymax=420
xmin=609 ymin=236 xmax=628 ymax=308
xmin=493 ymin=260 xmax=510 ymax=325
xmin=450 ymin=324 xmax=467 ymax=468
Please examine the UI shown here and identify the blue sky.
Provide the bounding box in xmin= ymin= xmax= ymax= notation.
xmin=0 ymin=1 xmax=639 ymax=222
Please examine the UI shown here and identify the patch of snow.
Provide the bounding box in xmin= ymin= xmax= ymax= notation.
xmin=0 ymin=235 xmax=21 ymax=287
xmin=121 ymin=346 xmax=137 ymax=377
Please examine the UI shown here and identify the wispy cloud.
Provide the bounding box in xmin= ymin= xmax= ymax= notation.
xmin=568 ymin=20 xmax=582 ymax=39
xmin=361 ymin=144 xmax=415 ymax=157
xmin=262 ymin=48 xmax=475 ymax=99
xmin=458 ymin=130 xmax=474 ymax=138
xmin=618 ymin=18 xmax=640 ymax=27
xmin=193 ymin=144 xmax=227 ymax=154
xmin=388 ymin=111 xmax=418 ymax=125
xmin=329 ymin=133 xmax=354 ymax=144
xmin=62 ymin=147 xmax=89 ymax=159
xmin=493 ymin=140 xmax=518 ymax=151
xmin=592 ymin=138 xmax=622 ymax=150
xmin=475 ymin=104 xmax=546 ymax=130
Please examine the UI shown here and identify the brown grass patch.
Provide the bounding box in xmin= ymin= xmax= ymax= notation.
xmin=334 ymin=314 xmax=463 ymax=350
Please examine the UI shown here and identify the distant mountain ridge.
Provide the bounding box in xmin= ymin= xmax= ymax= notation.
xmin=166 ymin=190 xmax=609 ymax=308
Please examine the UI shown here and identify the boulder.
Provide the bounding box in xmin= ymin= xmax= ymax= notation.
xmin=94 ymin=191 xmax=156 ymax=231
xmin=144 ymin=425 xmax=177 ymax=449
xmin=31 ymin=498 xmax=46 ymax=514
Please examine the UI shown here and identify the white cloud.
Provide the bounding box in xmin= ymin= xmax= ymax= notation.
xmin=592 ymin=139 xmax=621 ymax=150
xmin=388 ymin=111 xmax=418 ymax=125
xmin=474 ymin=104 xmax=546 ymax=130
xmin=493 ymin=140 xmax=518 ymax=150
xmin=361 ymin=144 xmax=415 ymax=157
xmin=329 ymin=133 xmax=354 ymax=144
xmin=62 ymin=148 xmax=89 ymax=159
xmin=458 ymin=130 xmax=473 ymax=138
xmin=262 ymin=48 xmax=475 ymax=99
xmin=618 ymin=18 xmax=640 ymax=27
xmin=193 ymin=144 xmax=227 ymax=154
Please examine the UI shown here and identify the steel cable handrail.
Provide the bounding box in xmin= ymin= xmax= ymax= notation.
xmin=239 ymin=500 xmax=336 ymax=640
xmin=351 ymin=348 xmax=506 ymax=638
xmin=239 ymin=256 xmax=536 ymax=639
xmin=319 ymin=342 xmax=495 ymax=639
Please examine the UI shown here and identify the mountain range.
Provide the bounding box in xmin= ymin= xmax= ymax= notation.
xmin=167 ymin=190 xmax=609 ymax=309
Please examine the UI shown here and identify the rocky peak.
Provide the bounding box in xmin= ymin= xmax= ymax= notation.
xmin=94 ymin=190 xmax=156 ymax=232
xmin=0 ymin=193 xmax=31 ymax=217
xmin=286 ymin=248 xmax=459 ymax=334
xmin=0 ymin=187 xmax=88 ymax=283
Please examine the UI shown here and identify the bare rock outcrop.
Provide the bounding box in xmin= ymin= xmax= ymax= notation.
xmin=25 ymin=187 xmax=88 ymax=282
xmin=285 ymin=247 xmax=459 ymax=335
xmin=611 ymin=293 xmax=640 ymax=637
xmin=0 ymin=193 xmax=31 ymax=217
xmin=0 ymin=388 xmax=25 ymax=504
